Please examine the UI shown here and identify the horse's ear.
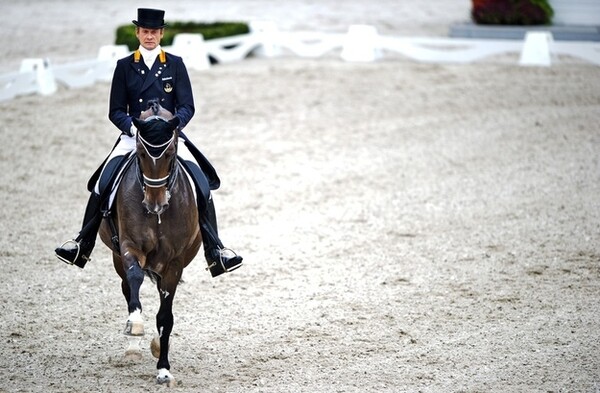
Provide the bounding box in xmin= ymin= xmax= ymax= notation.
xmin=132 ymin=117 xmax=143 ymax=130
xmin=169 ymin=117 xmax=181 ymax=130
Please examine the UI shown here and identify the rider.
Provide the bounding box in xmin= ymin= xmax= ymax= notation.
xmin=55 ymin=8 xmax=242 ymax=277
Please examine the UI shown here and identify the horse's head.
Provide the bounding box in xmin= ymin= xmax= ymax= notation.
xmin=140 ymin=99 xmax=173 ymax=120
xmin=132 ymin=116 xmax=181 ymax=216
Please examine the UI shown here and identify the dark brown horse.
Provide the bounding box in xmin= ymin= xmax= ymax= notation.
xmin=99 ymin=107 xmax=201 ymax=386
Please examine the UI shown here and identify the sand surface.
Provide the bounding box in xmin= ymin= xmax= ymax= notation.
xmin=1 ymin=1 xmax=599 ymax=392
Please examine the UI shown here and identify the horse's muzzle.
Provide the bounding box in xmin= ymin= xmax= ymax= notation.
xmin=143 ymin=189 xmax=171 ymax=216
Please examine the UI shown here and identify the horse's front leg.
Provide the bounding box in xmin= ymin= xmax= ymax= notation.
xmin=113 ymin=251 xmax=145 ymax=360
xmin=152 ymin=273 xmax=181 ymax=387
xmin=120 ymin=248 xmax=146 ymax=340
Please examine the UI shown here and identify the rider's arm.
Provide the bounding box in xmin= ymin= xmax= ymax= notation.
xmin=108 ymin=59 xmax=134 ymax=135
xmin=172 ymin=57 xmax=195 ymax=129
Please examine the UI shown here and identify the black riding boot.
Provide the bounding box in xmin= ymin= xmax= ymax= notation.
xmin=202 ymin=196 xmax=243 ymax=277
xmin=55 ymin=192 xmax=103 ymax=268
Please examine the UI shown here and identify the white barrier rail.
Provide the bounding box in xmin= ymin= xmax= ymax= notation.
xmin=553 ymin=40 xmax=600 ymax=65
xmin=379 ymin=36 xmax=523 ymax=63
xmin=0 ymin=59 xmax=57 ymax=101
xmin=275 ymin=31 xmax=345 ymax=58
xmin=2 ymin=25 xmax=599 ymax=102
xmin=0 ymin=68 xmax=44 ymax=102
xmin=53 ymin=45 xmax=130 ymax=89
xmin=54 ymin=59 xmax=110 ymax=89
xmin=205 ymin=34 xmax=264 ymax=64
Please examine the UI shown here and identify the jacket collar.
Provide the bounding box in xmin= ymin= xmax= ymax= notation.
xmin=134 ymin=49 xmax=167 ymax=64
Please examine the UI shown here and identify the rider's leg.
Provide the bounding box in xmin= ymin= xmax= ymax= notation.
xmin=55 ymin=192 xmax=103 ymax=268
xmin=201 ymin=194 xmax=243 ymax=277
xmin=178 ymin=145 xmax=242 ymax=277
xmin=55 ymin=135 xmax=135 ymax=268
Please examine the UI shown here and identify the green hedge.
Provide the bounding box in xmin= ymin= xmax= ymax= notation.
xmin=115 ymin=21 xmax=250 ymax=51
xmin=471 ymin=0 xmax=553 ymax=25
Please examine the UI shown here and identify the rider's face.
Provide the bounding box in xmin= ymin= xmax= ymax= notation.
xmin=136 ymin=27 xmax=164 ymax=50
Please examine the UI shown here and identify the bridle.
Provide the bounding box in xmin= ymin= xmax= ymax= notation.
xmin=136 ymin=116 xmax=179 ymax=199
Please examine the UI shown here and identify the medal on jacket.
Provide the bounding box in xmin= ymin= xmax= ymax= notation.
xmin=163 ymin=82 xmax=173 ymax=93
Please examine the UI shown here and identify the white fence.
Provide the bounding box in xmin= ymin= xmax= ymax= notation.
xmin=0 ymin=45 xmax=130 ymax=102
xmin=2 ymin=23 xmax=599 ymax=102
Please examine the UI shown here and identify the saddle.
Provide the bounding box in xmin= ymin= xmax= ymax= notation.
xmin=87 ymin=133 xmax=220 ymax=194
xmin=94 ymin=154 xmax=199 ymax=214
xmin=99 ymin=153 xmax=135 ymax=212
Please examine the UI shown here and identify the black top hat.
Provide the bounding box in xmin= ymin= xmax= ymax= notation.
xmin=132 ymin=8 xmax=167 ymax=29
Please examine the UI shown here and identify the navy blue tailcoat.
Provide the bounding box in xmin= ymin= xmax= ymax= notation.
xmin=109 ymin=50 xmax=195 ymax=132
xmin=102 ymin=50 xmax=220 ymax=191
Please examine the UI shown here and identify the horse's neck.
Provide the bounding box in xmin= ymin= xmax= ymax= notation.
xmin=172 ymin=160 xmax=197 ymax=201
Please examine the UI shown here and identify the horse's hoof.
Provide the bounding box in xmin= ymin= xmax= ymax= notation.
xmin=150 ymin=335 xmax=172 ymax=358
xmin=124 ymin=349 xmax=143 ymax=362
xmin=124 ymin=320 xmax=145 ymax=336
xmin=124 ymin=336 xmax=143 ymax=361
xmin=157 ymin=368 xmax=176 ymax=387
xmin=150 ymin=335 xmax=160 ymax=358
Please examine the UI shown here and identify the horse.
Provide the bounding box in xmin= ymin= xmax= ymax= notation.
xmin=99 ymin=104 xmax=201 ymax=387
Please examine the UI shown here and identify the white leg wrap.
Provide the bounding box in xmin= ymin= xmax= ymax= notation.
xmin=124 ymin=309 xmax=144 ymax=336
xmin=156 ymin=368 xmax=175 ymax=385
xmin=128 ymin=309 xmax=143 ymax=322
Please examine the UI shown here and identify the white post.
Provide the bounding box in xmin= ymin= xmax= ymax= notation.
xmin=341 ymin=25 xmax=381 ymax=62
xmin=96 ymin=45 xmax=130 ymax=82
xmin=519 ymin=31 xmax=553 ymax=67
xmin=171 ymin=33 xmax=210 ymax=71
xmin=250 ymin=21 xmax=282 ymax=58
xmin=97 ymin=44 xmax=130 ymax=62
xmin=19 ymin=58 xmax=57 ymax=96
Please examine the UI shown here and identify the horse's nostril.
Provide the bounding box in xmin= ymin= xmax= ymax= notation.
xmin=142 ymin=193 xmax=170 ymax=215
xmin=143 ymin=200 xmax=159 ymax=214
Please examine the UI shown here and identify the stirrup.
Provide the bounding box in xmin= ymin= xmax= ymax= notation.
xmin=55 ymin=239 xmax=90 ymax=266
xmin=206 ymin=247 xmax=243 ymax=277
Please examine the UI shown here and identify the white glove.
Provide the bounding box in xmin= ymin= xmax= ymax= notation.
xmin=128 ymin=124 xmax=137 ymax=137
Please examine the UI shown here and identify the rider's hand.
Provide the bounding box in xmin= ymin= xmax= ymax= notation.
xmin=127 ymin=124 xmax=137 ymax=137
